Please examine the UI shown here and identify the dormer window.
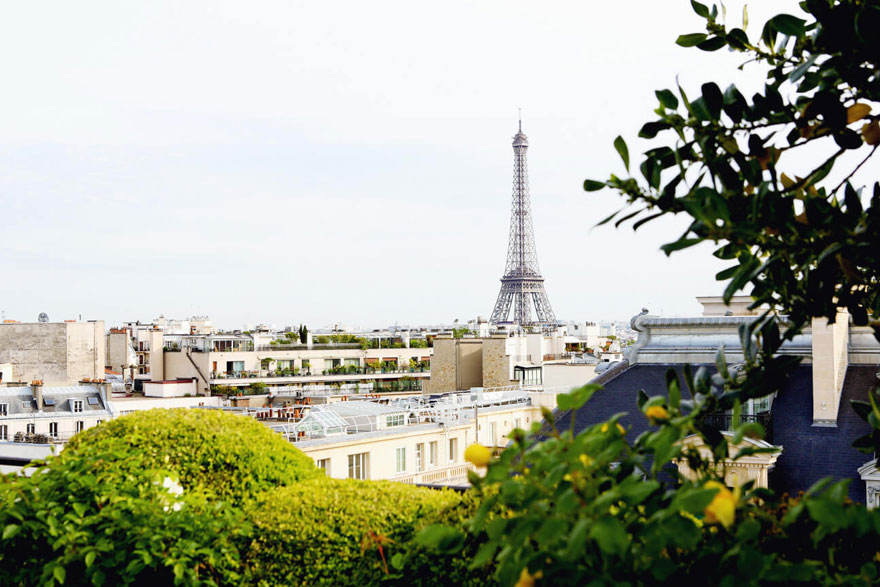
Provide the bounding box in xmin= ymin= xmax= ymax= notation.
xmin=0 ymin=403 xmax=7 ymax=417
xmin=71 ymin=400 xmax=84 ymax=413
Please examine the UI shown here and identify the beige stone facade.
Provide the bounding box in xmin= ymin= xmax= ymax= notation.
xmin=425 ymin=336 xmax=516 ymax=393
xmin=0 ymin=322 xmax=105 ymax=386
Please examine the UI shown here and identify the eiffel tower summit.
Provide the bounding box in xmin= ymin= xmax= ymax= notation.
xmin=489 ymin=118 xmax=557 ymax=330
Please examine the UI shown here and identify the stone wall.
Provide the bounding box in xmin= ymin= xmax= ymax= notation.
xmin=482 ymin=336 xmax=513 ymax=388
xmin=0 ymin=322 xmax=105 ymax=385
xmin=424 ymin=337 xmax=457 ymax=393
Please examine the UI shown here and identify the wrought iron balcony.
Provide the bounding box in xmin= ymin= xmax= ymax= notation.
xmin=695 ymin=412 xmax=773 ymax=443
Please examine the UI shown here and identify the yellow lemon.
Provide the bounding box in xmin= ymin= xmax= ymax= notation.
xmin=514 ymin=568 xmax=543 ymax=587
xmin=645 ymin=405 xmax=669 ymax=424
xmin=601 ymin=422 xmax=626 ymax=435
xmin=464 ymin=443 xmax=491 ymax=467
xmin=703 ymin=481 xmax=737 ymax=529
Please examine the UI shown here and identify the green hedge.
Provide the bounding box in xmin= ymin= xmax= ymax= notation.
xmin=242 ymin=478 xmax=480 ymax=586
xmin=64 ymin=408 xmax=321 ymax=504
xmin=0 ymin=445 xmax=248 ymax=585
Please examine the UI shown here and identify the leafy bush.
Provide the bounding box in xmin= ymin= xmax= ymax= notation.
xmin=64 ymin=409 xmax=321 ymax=505
xmin=0 ymin=440 xmax=248 ymax=585
xmin=420 ymin=382 xmax=880 ymax=585
xmin=242 ymin=478 xmax=475 ymax=586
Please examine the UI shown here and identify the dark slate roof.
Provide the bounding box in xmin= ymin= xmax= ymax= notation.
xmin=553 ymin=363 xmax=680 ymax=441
xmin=771 ymin=365 xmax=874 ymax=503
xmin=0 ymin=385 xmax=109 ymax=418
xmin=552 ymin=363 xmax=875 ymax=503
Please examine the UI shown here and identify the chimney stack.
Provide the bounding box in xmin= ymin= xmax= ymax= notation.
xmin=32 ymin=381 xmax=43 ymax=411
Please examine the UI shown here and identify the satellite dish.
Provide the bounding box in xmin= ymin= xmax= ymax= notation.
xmin=38 ymin=313 xmax=49 ymax=323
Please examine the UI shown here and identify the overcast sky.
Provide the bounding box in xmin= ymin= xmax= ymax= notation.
xmin=1 ymin=1 xmax=808 ymax=330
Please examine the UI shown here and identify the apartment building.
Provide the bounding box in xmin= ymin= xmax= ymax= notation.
xmin=0 ymin=382 xmax=110 ymax=444
xmin=241 ymin=387 xmax=558 ymax=484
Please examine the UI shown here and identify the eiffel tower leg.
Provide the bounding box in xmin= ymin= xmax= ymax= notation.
xmin=490 ymin=289 xmax=513 ymax=323
xmin=531 ymin=290 xmax=556 ymax=325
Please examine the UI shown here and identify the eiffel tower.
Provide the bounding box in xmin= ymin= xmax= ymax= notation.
xmin=489 ymin=119 xmax=557 ymax=329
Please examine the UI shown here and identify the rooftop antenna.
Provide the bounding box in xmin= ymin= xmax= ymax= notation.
xmin=518 ymin=107 xmax=522 ymax=132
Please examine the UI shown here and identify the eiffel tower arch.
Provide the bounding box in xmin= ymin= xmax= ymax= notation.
xmin=489 ymin=121 xmax=557 ymax=329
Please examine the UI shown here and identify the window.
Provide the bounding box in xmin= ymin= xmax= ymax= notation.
xmin=317 ymin=458 xmax=331 ymax=476
xmin=448 ymin=438 xmax=458 ymax=463
xmin=348 ymin=452 xmax=369 ymax=480
xmin=26 ymin=423 xmax=35 ymax=435
xmin=96 ymin=420 xmax=103 ymax=425
xmin=87 ymin=397 xmax=100 ymax=406
xmin=49 ymin=422 xmax=58 ymax=437
xmin=386 ymin=414 xmax=405 ymax=427
xmin=415 ymin=443 xmax=424 ymax=472
xmin=0 ymin=403 xmax=7 ymax=417
xmin=0 ymin=425 xmax=6 ymax=440
xmin=75 ymin=421 xmax=84 ymax=434
xmin=395 ymin=447 xmax=406 ymax=474
xmin=429 ymin=441 xmax=437 ymax=466
xmin=490 ymin=422 xmax=498 ymax=446
xmin=515 ymin=418 xmax=522 ymax=430
xmin=71 ymin=400 xmax=84 ymax=413
xmin=514 ymin=365 xmax=543 ymax=386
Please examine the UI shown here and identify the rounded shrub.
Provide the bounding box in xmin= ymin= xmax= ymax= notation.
xmin=0 ymin=446 xmax=249 ymax=585
xmin=64 ymin=408 xmax=321 ymax=505
xmin=242 ymin=478 xmax=472 ymax=586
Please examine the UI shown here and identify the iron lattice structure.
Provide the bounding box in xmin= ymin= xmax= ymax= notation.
xmin=490 ymin=123 xmax=557 ymax=329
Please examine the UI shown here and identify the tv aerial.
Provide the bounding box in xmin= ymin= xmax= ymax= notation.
xmin=38 ymin=312 xmax=49 ymax=323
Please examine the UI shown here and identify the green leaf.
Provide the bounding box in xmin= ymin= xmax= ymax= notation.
xmin=789 ymin=54 xmax=818 ymax=83
xmin=85 ymin=551 xmax=97 ymax=569
xmin=656 ymin=89 xmax=679 ymax=110
xmin=53 ymin=565 xmax=66 ymax=585
xmin=769 ymin=14 xmax=806 ymax=36
xmin=584 ymin=179 xmax=606 ymax=192
xmin=589 ymin=517 xmax=629 ymax=557
xmin=613 ymin=136 xmax=629 ymax=172
xmin=390 ymin=552 xmax=405 ymax=571
xmin=697 ymin=36 xmax=727 ymax=51
xmin=806 ymin=499 xmax=845 ymax=530
xmin=672 ymin=487 xmax=719 ymax=514
xmin=415 ymin=524 xmax=465 ymax=554
xmin=701 ymin=82 xmax=723 ymax=120
xmin=676 ymin=33 xmax=708 ymax=47
xmin=638 ymin=120 xmax=671 ymax=139
xmin=726 ymin=28 xmax=749 ymax=50
xmin=690 ymin=0 xmax=709 ymax=18
xmin=665 ymin=369 xmax=681 ymax=408
xmin=557 ymin=384 xmax=601 ymax=411
xmin=660 ymin=238 xmax=702 ymax=255
xmin=1 ymin=524 xmax=20 ymax=540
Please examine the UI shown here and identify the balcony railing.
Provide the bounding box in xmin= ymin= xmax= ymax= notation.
xmin=210 ymin=367 xmax=430 ymax=380
xmin=695 ymin=412 xmax=773 ymax=442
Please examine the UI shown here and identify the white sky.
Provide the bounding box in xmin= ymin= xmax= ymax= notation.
xmin=0 ymin=1 xmax=806 ymax=330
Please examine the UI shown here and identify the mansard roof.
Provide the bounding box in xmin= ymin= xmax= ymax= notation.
xmin=552 ymin=364 xmax=875 ymax=503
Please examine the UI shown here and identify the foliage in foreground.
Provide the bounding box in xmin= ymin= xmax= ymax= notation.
xmin=421 ymin=381 xmax=880 ymax=585
xmin=418 ymin=1 xmax=880 ymax=584
xmin=64 ymin=408 xmax=322 ymax=505
xmin=0 ymin=409 xmax=482 ymax=586
xmin=243 ymin=479 xmax=486 ymax=586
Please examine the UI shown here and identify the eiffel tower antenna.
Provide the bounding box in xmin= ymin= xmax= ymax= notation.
xmin=489 ymin=118 xmax=557 ymax=329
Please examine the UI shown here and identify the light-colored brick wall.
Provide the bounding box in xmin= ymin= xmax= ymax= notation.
xmin=482 ymin=336 xmax=514 ymax=388
xmin=424 ymin=338 xmax=458 ymax=393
